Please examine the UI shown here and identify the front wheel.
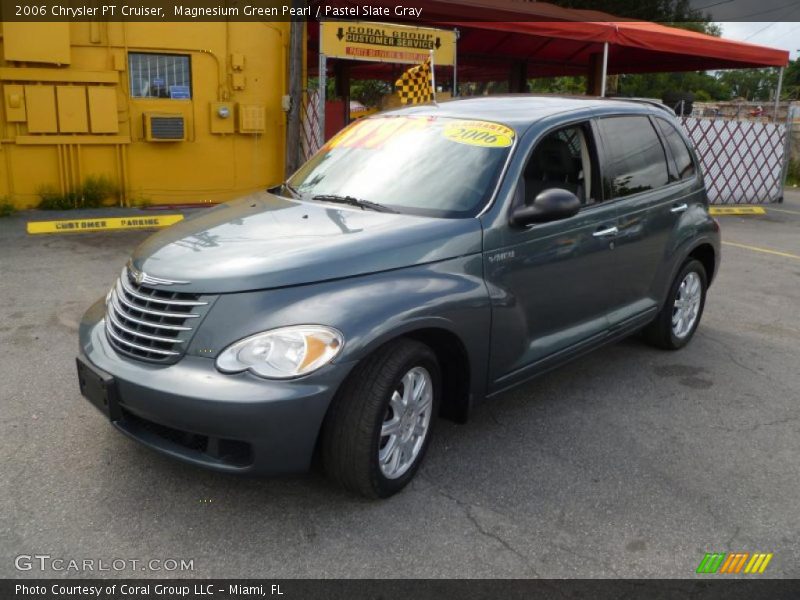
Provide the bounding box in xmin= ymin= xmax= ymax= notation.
xmin=644 ymin=259 xmax=708 ymax=350
xmin=321 ymin=339 xmax=440 ymax=498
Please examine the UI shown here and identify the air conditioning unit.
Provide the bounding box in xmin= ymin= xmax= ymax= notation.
xmin=143 ymin=112 xmax=185 ymax=142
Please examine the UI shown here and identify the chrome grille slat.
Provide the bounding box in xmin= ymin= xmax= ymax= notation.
xmin=118 ymin=271 xmax=207 ymax=306
xmin=107 ymin=309 xmax=186 ymax=344
xmin=108 ymin=294 xmax=191 ymax=331
xmin=114 ymin=282 xmax=200 ymax=318
xmin=104 ymin=267 xmax=215 ymax=363
xmin=105 ymin=320 xmax=180 ymax=357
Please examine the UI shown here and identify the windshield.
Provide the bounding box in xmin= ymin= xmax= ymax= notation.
xmin=288 ymin=116 xmax=515 ymax=218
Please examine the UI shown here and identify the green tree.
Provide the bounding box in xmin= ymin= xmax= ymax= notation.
xmin=717 ymin=69 xmax=779 ymax=102
xmin=781 ymin=58 xmax=800 ymax=100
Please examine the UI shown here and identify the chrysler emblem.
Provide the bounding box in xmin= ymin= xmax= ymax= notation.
xmin=127 ymin=264 xmax=188 ymax=287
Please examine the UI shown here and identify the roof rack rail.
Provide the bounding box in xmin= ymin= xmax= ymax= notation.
xmin=604 ymin=97 xmax=676 ymax=115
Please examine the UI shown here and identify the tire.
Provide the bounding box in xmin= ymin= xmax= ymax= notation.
xmin=644 ymin=259 xmax=708 ymax=350
xmin=321 ymin=338 xmax=441 ymax=499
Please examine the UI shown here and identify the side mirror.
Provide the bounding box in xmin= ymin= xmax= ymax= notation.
xmin=510 ymin=188 xmax=581 ymax=227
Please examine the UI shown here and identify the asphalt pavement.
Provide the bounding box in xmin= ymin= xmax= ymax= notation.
xmin=0 ymin=197 xmax=798 ymax=578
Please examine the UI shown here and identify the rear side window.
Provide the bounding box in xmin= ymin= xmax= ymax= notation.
xmin=597 ymin=116 xmax=670 ymax=198
xmin=655 ymin=118 xmax=696 ymax=181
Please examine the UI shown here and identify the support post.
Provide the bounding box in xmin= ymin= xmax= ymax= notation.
xmin=600 ymin=42 xmax=609 ymax=98
xmin=509 ymin=61 xmax=528 ymax=93
xmin=453 ymin=28 xmax=459 ymax=97
xmin=285 ymin=13 xmax=304 ymax=177
xmin=774 ymin=66 xmax=784 ymax=122
xmin=335 ymin=61 xmax=350 ymax=127
xmin=430 ymin=49 xmax=436 ymax=103
xmin=318 ymin=53 xmax=327 ymax=145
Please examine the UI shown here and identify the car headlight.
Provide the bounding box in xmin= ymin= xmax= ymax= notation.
xmin=216 ymin=325 xmax=344 ymax=379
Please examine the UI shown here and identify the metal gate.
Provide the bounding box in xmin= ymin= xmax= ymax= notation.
xmin=301 ymin=89 xmax=323 ymax=162
xmin=680 ymin=117 xmax=788 ymax=204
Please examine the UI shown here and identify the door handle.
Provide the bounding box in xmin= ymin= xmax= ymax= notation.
xmin=593 ymin=226 xmax=618 ymax=238
xmin=670 ymin=203 xmax=689 ymax=214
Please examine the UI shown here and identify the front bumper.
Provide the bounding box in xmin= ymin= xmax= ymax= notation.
xmin=78 ymin=300 xmax=356 ymax=475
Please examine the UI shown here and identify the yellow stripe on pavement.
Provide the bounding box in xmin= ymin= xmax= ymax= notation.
xmin=722 ymin=241 xmax=800 ymax=260
xmin=709 ymin=206 xmax=766 ymax=216
xmin=765 ymin=206 xmax=800 ymax=215
xmin=27 ymin=214 xmax=184 ymax=235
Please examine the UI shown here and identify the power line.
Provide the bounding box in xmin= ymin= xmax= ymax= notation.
xmin=743 ymin=22 xmax=779 ymax=41
xmin=694 ymin=0 xmax=734 ymax=10
xmin=736 ymin=1 xmax=800 ymax=21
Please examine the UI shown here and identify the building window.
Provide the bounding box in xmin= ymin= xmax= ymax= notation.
xmin=129 ymin=53 xmax=191 ymax=99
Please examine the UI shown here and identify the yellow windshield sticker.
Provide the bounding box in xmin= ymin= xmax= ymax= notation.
xmin=443 ymin=121 xmax=515 ymax=148
xmin=326 ymin=117 xmax=432 ymax=150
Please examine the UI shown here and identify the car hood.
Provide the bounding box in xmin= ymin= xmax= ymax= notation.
xmin=130 ymin=191 xmax=483 ymax=293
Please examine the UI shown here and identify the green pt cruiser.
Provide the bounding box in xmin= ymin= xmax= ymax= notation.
xmin=77 ymin=96 xmax=721 ymax=498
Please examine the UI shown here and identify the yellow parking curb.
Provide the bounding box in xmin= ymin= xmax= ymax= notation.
xmin=709 ymin=206 xmax=766 ymax=216
xmin=27 ymin=214 xmax=184 ymax=235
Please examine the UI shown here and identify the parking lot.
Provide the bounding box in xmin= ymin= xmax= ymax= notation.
xmin=1 ymin=194 xmax=798 ymax=579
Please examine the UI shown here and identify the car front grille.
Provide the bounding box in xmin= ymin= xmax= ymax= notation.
xmin=104 ymin=267 xmax=214 ymax=363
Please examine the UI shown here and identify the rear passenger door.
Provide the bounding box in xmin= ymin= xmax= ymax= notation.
xmin=594 ymin=114 xmax=693 ymax=331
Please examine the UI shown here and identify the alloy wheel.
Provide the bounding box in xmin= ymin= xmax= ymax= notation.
xmin=378 ymin=366 xmax=433 ymax=479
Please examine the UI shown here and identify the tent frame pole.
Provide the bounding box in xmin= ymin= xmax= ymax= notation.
xmin=600 ymin=42 xmax=609 ymax=97
xmin=774 ymin=66 xmax=784 ymax=122
xmin=453 ymin=28 xmax=460 ymax=97
xmin=318 ymin=53 xmax=327 ymax=145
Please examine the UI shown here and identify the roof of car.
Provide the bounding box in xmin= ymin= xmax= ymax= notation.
xmin=381 ymin=95 xmax=671 ymax=130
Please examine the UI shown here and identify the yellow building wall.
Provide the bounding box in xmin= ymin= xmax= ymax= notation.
xmin=0 ymin=21 xmax=289 ymax=208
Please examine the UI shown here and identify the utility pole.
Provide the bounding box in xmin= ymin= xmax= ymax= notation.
xmin=285 ymin=1 xmax=306 ymax=177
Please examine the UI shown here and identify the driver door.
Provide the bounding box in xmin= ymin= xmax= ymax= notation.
xmin=485 ymin=121 xmax=619 ymax=393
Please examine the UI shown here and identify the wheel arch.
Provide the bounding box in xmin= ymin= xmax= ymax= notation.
xmin=331 ymin=324 xmax=474 ymax=425
xmin=687 ymin=242 xmax=717 ymax=285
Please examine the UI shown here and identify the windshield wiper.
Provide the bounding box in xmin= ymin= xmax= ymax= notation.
xmin=313 ymin=194 xmax=398 ymax=213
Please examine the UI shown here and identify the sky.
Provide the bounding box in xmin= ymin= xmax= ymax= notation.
xmin=718 ymin=22 xmax=800 ymax=60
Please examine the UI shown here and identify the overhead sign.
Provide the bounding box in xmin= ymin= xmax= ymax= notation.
xmin=320 ymin=21 xmax=456 ymax=66
xmin=27 ymin=214 xmax=184 ymax=234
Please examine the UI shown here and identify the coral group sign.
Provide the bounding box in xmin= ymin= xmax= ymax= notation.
xmin=320 ymin=21 xmax=456 ymax=66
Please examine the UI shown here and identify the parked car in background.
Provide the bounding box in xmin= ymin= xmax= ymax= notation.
xmin=77 ymin=96 xmax=720 ymax=498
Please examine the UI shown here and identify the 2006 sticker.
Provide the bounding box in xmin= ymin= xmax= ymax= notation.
xmin=443 ymin=121 xmax=515 ymax=148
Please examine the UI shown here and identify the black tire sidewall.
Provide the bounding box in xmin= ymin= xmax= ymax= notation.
xmin=368 ymin=348 xmax=441 ymax=498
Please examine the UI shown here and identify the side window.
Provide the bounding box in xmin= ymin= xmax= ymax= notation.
xmin=521 ymin=124 xmax=597 ymax=206
xmin=129 ymin=53 xmax=192 ymax=99
xmin=655 ymin=118 xmax=696 ymax=181
xmin=597 ymin=116 xmax=670 ymax=199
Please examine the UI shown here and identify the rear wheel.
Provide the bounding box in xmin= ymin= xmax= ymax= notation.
xmin=644 ymin=259 xmax=707 ymax=350
xmin=321 ymin=339 xmax=440 ymax=498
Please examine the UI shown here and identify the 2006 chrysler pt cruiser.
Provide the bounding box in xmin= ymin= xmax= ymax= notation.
xmin=78 ymin=96 xmax=720 ymax=498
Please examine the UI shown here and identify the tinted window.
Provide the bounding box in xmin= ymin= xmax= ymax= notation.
xmin=598 ymin=116 xmax=669 ymax=198
xmin=656 ymin=118 xmax=696 ymax=181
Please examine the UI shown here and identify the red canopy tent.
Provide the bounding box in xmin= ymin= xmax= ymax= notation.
xmin=308 ymin=0 xmax=789 ymax=84
xmin=305 ymin=0 xmax=790 ymax=142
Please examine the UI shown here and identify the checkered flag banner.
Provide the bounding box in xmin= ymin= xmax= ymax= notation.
xmin=395 ymin=58 xmax=434 ymax=105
